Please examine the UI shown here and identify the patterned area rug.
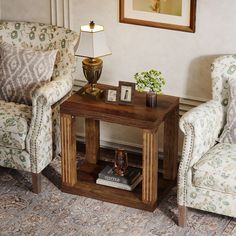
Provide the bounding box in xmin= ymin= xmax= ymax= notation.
xmin=0 ymin=153 xmax=236 ymax=236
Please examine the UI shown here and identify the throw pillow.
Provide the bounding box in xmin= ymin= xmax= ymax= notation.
xmin=0 ymin=42 xmax=57 ymax=105
xmin=219 ymin=77 xmax=236 ymax=143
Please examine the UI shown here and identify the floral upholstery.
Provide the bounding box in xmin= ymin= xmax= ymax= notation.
xmin=211 ymin=55 xmax=236 ymax=107
xmin=193 ymin=143 xmax=236 ymax=195
xmin=0 ymin=147 xmax=31 ymax=171
xmin=0 ymin=21 xmax=78 ymax=79
xmin=178 ymin=55 xmax=236 ymax=218
xmin=0 ymin=21 xmax=79 ymax=174
xmin=0 ymin=100 xmax=31 ymax=149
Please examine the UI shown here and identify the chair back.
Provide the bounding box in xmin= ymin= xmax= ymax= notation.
xmin=0 ymin=21 xmax=79 ymax=79
xmin=211 ymin=55 xmax=236 ymax=108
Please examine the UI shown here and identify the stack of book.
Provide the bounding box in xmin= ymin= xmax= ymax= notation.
xmin=96 ymin=165 xmax=142 ymax=191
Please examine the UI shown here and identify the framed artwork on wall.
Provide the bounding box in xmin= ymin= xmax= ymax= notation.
xmin=119 ymin=0 xmax=197 ymax=33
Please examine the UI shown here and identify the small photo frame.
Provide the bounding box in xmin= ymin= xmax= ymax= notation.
xmin=105 ymin=89 xmax=118 ymax=104
xmin=118 ymin=81 xmax=135 ymax=105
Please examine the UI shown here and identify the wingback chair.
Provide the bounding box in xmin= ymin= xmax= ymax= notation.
xmin=0 ymin=21 xmax=79 ymax=193
xmin=178 ymin=55 xmax=236 ymax=226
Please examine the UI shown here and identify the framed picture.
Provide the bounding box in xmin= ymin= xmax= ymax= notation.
xmin=119 ymin=0 xmax=197 ymax=33
xmin=105 ymin=89 xmax=118 ymax=104
xmin=118 ymin=81 xmax=135 ymax=105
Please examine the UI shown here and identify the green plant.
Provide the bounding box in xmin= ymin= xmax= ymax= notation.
xmin=134 ymin=69 xmax=165 ymax=94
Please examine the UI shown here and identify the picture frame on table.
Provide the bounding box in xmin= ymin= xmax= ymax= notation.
xmin=105 ymin=88 xmax=119 ymax=104
xmin=118 ymin=81 xmax=136 ymax=105
xmin=119 ymin=0 xmax=197 ymax=33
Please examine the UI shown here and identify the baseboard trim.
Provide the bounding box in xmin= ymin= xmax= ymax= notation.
xmin=76 ymin=135 xmax=183 ymax=161
xmin=76 ymin=134 xmax=143 ymax=154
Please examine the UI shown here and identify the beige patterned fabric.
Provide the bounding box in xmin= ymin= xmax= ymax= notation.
xmin=211 ymin=55 xmax=236 ymax=107
xmin=0 ymin=21 xmax=78 ymax=80
xmin=0 ymin=21 xmax=79 ymax=176
xmin=178 ymin=55 xmax=236 ymax=219
xmin=0 ymin=147 xmax=31 ymax=170
xmin=0 ymin=42 xmax=57 ymax=105
xmin=193 ymin=143 xmax=236 ymax=195
xmin=0 ymin=100 xmax=31 ymax=149
xmin=218 ymin=78 xmax=236 ymax=143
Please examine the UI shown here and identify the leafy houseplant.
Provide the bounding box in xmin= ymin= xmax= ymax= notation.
xmin=134 ymin=69 xmax=165 ymax=107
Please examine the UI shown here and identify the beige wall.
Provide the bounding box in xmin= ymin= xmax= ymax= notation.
xmin=1 ymin=0 xmax=50 ymax=23
xmin=69 ymin=0 xmax=236 ymax=100
xmin=1 ymin=0 xmax=236 ymax=151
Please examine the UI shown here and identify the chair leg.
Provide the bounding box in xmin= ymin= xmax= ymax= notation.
xmin=178 ymin=205 xmax=187 ymax=227
xmin=32 ymin=173 xmax=41 ymax=194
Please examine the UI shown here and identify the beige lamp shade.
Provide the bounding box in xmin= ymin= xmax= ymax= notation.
xmin=76 ymin=23 xmax=111 ymax=58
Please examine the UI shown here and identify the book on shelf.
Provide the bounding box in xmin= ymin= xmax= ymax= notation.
xmin=98 ymin=165 xmax=141 ymax=185
xmin=96 ymin=174 xmax=142 ymax=191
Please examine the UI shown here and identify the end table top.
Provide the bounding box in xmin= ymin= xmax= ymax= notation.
xmin=61 ymin=84 xmax=179 ymax=130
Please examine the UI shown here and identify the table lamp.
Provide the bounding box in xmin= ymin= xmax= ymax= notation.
xmin=76 ymin=21 xmax=111 ymax=97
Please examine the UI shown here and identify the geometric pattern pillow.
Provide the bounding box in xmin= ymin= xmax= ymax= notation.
xmin=0 ymin=42 xmax=57 ymax=105
xmin=218 ymin=77 xmax=236 ymax=143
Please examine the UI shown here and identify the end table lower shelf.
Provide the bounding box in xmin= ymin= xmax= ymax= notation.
xmin=61 ymin=162 xmax=174 ymax=212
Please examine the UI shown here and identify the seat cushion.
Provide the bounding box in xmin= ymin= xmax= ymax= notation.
xmin=0 ymin=100 xmax=31 ymax=149
xmin=192 ymin=143 xmax=236 ymax=195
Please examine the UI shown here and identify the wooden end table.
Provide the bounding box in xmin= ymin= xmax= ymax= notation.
xmin=60 ymin=84 xmax=179 ymax=211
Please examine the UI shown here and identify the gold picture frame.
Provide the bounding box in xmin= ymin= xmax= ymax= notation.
xmin=119 ymin=0 xmax=197 ymax=33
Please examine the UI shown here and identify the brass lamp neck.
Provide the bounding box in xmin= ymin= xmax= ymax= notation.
xmin=88 ymin=57 xmax=98 ymax=63
xmin=83 ymin=58 xmax=103 ymax=66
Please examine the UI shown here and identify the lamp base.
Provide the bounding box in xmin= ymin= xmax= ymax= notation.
xmin=82 ymin=58 xmax=103 ymax=98
xmin=82 ymin=85 xmax=103 ymax=99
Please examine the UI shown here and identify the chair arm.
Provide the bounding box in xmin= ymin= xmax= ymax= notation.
xmin=31 ymin=74 xmax=73 ymax=107
xmin=178 ymin=100 xmax=225 ymax=205
xmin=25 ymin=74 xmax=73 ymax=173
xmin=179 ymin=100 xmax=225 ymax=167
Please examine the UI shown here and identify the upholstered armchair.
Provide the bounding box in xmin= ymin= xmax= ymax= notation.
xmin=178 ymin=55 xmax=236 ymax=227
xmin=0 ymin=21 xmax=79 ymax=193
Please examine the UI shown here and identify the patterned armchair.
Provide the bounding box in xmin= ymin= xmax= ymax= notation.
xmin=0 ymin=21 xmax=79 ymax=193
xmin=178 ymin=55 xmax=236 ymax=226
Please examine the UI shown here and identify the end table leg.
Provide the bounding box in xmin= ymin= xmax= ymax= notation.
xmin=142 ymin=129 xmax=158 ymax=205
xmin=85 ymin=118 xmax=100 ymax=164
xmin=163 ymin=105 xmax=179 ymax=180
xmin=61 ymin=113 xmax=77 ymax=187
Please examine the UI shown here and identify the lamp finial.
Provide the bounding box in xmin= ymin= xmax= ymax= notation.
xmin=89 ymin=21 xmax=95 ymax=30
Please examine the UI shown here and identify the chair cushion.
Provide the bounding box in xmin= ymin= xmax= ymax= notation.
xmin=0 ymin=100 xmax=31 ymax=149
xmin=192 ymin=143 xmax=236 ymax=195
xmin=0 ymin=42 xmax=57 ymax=105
